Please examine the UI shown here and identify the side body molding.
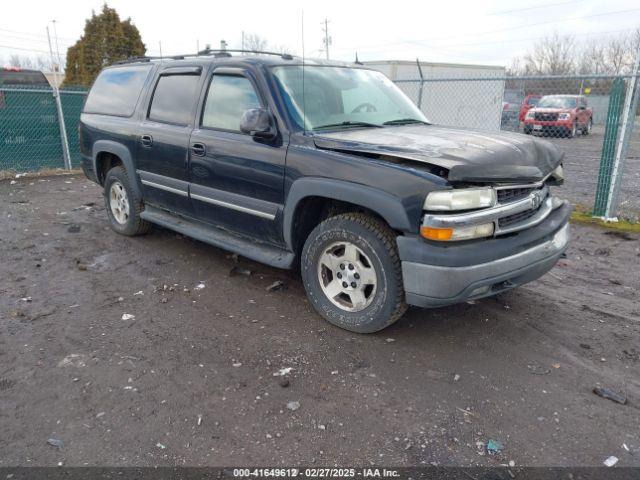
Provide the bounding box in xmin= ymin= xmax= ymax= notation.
xmin=92 ymin=140 xmax=141 ymax=196
xmin=283 ymin=177 xmax=413 ymax=250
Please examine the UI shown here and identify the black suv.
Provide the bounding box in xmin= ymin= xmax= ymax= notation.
xmin=80 ymin=52 xmax=570 ymax=333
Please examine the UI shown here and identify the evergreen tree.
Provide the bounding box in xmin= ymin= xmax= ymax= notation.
xmin=63 ymin=4 xmax=145 ymax=87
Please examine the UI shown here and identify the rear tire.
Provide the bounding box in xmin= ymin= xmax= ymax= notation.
xmin=103 ymin=166 xmax=151 ymax=236
xmin=301 ymin=213 xmax=407 ymax=333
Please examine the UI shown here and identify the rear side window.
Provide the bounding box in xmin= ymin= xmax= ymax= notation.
xmin=201 ymin=75 xmax=261 ymax=131
xmin=148 ymin=74 xmax=201 ymax=125
xmin=84 ymin=66 xmax=151 ymax=116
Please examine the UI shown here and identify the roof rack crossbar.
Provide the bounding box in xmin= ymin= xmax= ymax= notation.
xmin=113 ymin=49 xmax=296 ymax=65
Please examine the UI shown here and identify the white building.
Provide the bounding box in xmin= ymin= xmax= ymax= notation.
xmin=364 ymin=60 xmax=506 ymax=131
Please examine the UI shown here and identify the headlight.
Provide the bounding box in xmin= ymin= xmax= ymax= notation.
xmin=525 ymin=110 xmax=535 ymax=119
xmin=421 ymin=222 xmax=495 ymax=241
xmin=424 ymin=188 xmax=496 ymax=211
xmin=558 ymin=112 xmax=571 ymax=120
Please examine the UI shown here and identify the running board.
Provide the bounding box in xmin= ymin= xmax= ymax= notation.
xmin=140 ymin=206 xmax=295 ymax=269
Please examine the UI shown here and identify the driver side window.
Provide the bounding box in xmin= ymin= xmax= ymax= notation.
xmin=201 ymin=75 xmax=261 ymax=131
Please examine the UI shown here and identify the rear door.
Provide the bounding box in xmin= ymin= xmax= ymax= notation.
xmin=188 ymin=66 xmax=287 ymax=245
xmin=136 ymin=66 xmax=203 ymax=216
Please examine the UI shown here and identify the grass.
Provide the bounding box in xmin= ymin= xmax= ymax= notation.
xmin=570 ymin=205 xmax=640 ymax=233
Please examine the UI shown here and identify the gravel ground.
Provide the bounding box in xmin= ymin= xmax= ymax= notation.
xmin=539 ymin=125 xmax=640 ymax=221
xmin=1 ymin=175 xmax=639 ymax=467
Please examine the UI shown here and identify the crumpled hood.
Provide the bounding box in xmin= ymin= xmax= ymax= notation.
xmin=313 ymin=124 xmax=564 ymax=183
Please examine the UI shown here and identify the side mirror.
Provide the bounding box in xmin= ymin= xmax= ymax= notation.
xmin=240 ymin=108 xmax=276 ymax=139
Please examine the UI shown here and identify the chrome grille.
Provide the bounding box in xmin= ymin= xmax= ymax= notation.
xmin=498 ymin=208 xmax=539 ymax=228
xmin=497 ymin=187 xmax=535 ymax=204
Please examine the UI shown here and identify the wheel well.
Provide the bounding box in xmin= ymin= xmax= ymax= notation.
xmin=290 ymin=196 xmax=391 ymax=256
xmin=95 ymin=152 xmax=123 ymax=185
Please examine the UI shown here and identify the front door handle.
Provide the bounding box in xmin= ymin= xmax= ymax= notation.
xmin=140 ymin=134 xmax=153 ymax=147
xmin=191 ymin=142 xmax=206 ymax=157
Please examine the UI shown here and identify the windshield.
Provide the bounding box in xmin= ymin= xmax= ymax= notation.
xmin=537 ymin=96 xmax=576 ymax=109
xmin=528 ymin=97 xmax=540 ymax=106
xmin=272 ymin=66 xmax=429 ymax=130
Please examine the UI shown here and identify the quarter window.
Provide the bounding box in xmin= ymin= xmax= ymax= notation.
xmin=84 ymin=65 xmax=152 ymax=116
xmin=148 ymin=74 xmax=201 ymax=125
xmin=201 ymin=75 xmax=261 ymax=131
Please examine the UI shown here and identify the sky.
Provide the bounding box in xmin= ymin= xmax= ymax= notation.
xmin=1 ymin=0 xmax=639 ymax=68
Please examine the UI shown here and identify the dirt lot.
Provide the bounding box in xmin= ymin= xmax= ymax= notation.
xmin=1 ymin=174 xmax=639 ymax=467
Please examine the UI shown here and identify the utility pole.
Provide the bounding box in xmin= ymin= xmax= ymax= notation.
xmin=321 ymin=18 xmax=331 ymax=60
xmin=52 ymin=20 xmax=62 ymax=71
xmin=47 ymin=25 xmax=71 ymax=171
xmin=241 ymin=31 xmax=245 ymax=53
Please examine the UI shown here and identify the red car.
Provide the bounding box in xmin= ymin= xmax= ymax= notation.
xmin=519 ymin=94 xmax=541 ymax=122
xmin=523 ymin=95 xmax=593 ymax=138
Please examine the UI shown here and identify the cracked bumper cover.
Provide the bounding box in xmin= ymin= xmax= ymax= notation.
xmin=398 ymin=201 xmax=571 ymax=308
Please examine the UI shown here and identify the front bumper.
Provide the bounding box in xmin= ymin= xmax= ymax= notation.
xmin=398 ymin=202 xmax=571 ymax=308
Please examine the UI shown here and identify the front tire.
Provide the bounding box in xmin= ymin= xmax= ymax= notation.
xmin=582 ymin=118 xmax=592 ymax=135
xmin=301 ymin=213 xmax=407 ymax=333
xmin=103 ymin=166 xmax=151 ymax=236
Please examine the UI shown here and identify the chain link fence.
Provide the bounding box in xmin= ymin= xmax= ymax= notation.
xmin=393 ymin=74 xmax=640 ymax=222
xmin=0 ymin=85 xmax=87 ymax=172
xmin=1 ymin=74 xmax=638 ymax=222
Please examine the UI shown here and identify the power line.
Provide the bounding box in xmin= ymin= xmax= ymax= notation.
xmin=0 ymin=27 xmax=75 ymax=42
xmin=0 ymin=43 xmax=67 ymax=56
xmin=407 ymin=7 xmax=640 ymax=45
xmin=487 ymin=0 xmax=583 ymax=16
xmin=332 ymin=8 xmax=640 ymax=54
xmin=332 ymin=26 xmax=638 ymax=55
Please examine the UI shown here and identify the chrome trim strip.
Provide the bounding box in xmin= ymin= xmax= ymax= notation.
xmin=190 ymin=193 xmax=276 ymax=220
xmin=140 ymin=179 xmax=188 ymax=197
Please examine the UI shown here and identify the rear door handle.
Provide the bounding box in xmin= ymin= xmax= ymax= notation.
xmin=140 ymin=134 xmax=153 ymax=147
xmin=191 ymin=142 xmax=206 ymax=156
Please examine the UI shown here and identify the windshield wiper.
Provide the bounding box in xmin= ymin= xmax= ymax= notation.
xmin=382 ymin=118 xmax=429 ymax=125
xmin=314 ymin=121 xmax=382 ymax=130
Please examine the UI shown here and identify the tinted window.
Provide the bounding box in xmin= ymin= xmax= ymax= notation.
xmin=201 ymin=75 xmax=260 ymax=131
xmin=0 ymin=69 xmax=49 ymax=86
xmin=84 ymin=66 xmax=151 ymax=116
xmin=149 ymin=74 xmax=201 ymax=125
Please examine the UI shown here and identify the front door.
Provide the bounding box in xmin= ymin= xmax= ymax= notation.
xmin=136 ymin=67 xmax=203 ymax=216
xmin=188 ymin=67 xmax=287 ymax=245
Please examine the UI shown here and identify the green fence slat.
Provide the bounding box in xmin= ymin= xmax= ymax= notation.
xmin=0 ymin=86 xmax=87 ymax=172
xmin=593 ymin=78 xmax=625 ymax=217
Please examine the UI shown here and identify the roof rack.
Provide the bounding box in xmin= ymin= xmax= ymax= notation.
xmin=113 ymin=49 xmax=296 ymax=65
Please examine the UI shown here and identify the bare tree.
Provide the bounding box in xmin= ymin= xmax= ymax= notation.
xmin=7 ymin=54 xmax=53 ymax=71
xmin=578 ymin=40 xmax=608 ymax=74
xmin=522 ymin=33 xmax=576 ymax=75
xmin=243 ymin=33 xmax=268 ymax=52
xmin=606 ymin=35 xmax=632 ymax=75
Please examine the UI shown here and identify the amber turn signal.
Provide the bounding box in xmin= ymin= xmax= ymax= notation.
xmin=420 ymin=226 xmax=453 ymax=241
